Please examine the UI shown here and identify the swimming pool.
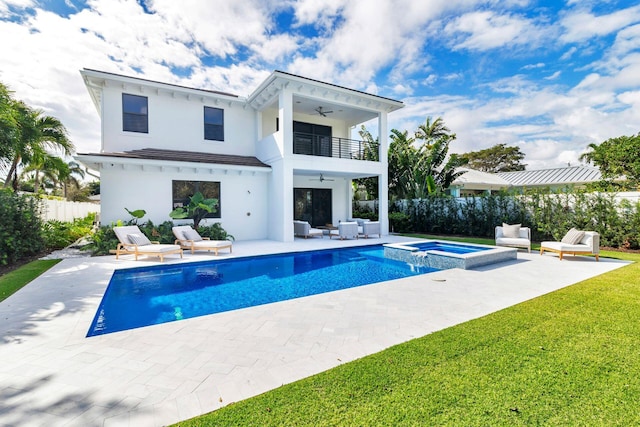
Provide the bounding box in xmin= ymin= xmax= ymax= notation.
xmin=87 ymin=245 xmax=437 ymax=336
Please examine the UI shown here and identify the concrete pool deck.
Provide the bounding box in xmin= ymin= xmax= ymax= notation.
xmin=0 ymin=236 xmax=629 ymax=426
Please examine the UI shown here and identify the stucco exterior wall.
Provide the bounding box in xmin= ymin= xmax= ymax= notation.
xmin=99 ymin=165 xmax=269 ymax=241
xmin=100 ymin=85 xmax=256 ymax=156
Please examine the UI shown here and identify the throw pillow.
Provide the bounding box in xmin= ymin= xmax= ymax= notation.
xmin=502 ymin=223 xmax=521 ymax=238
xmin=561 ymin=228 xmax=585 ymax=245
xmin=127 ymin=233 xmax=151 ymax=246
xmin=183 ymin=228 xmax=203 ymax=242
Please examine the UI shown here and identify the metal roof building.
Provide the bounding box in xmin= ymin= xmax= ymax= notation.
xmin=497 ymin=165 xmax=602 ymax=188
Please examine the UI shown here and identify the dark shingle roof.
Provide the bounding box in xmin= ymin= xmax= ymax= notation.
xmin=81 ymin=148 xmax=270 ymax=168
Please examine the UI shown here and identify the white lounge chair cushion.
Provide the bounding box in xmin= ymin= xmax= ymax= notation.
xmin=496 ymin=236 xmax=528 ymax=246
xmin=561 ymin=228 xmax=585 ymax=245
xmin=127 ymin=233 xmax=152 ymax=246
xmin=183 ymin=228 xmax=203 ymax=241
xmin=137 ymin=244 xmax=183 ymax=253
xmin=190 ymin=240 xmax=232 ymax=249
xmin=502 ymin=223 xmax=521 ymax=238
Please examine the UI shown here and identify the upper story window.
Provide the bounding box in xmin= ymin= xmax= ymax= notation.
xmin=204 ymin=106 xmax=224 ymax=141
xmin=122 ymin=94 xmax=148 ymax=133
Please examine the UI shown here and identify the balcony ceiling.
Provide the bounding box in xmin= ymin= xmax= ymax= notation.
xmin=292 ymin=95 xmax=379 ymax=126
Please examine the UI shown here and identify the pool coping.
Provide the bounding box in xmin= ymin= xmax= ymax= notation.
xmin=0 ymin=236 xmax=630 ymax=426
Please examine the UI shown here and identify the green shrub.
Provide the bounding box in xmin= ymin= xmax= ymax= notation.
xmin=388 ymin=212 xmax=410 ymax=233
xmin=197 ymin=222 xmax=235 ymax=241
xmin=82 ymin=225 xmax=119 ymax=256
xmin=41 ymin=214 xmax=95 ymax=251
xmin=83 ymin=220 xmax=234 ymax=256
xmin=392 ymin=190 xmax=640 ymax=249
xmin=0 ymin=189 xmax=44 ymax=266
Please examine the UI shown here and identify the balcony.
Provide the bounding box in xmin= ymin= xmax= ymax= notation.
xmin=293 ymin=132 xmax=379 ymax=161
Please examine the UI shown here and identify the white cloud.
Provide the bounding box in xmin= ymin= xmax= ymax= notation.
xmin=522 ymin=62 xmax=545 ymax=70
xmin=444 ymin=10 xmax=550 ymax=51
xmin=560 ymin=46 xmax=577 ymax=61
xmin=0 ymin=0 xmax=34 ymax=17
xmin=560 ymin=4 xmax=640 ymax=43
xmin=545 ymin=71 xmax=561 ymax=80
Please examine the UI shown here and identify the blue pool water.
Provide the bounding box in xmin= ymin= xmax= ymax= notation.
xmin=412 ymin=241 xmax=490 ymax=254
xmin=87 ymin=245 xmax=437 ymax=336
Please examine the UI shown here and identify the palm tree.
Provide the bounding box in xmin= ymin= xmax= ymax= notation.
xmin=61 ymin=160 xmax=85 ymax=199
xmin=19 ymin=153 xmax=67 ymax=194
xmin=414 ymin=116 xmax=455 ymax=147
xmin=387 ymin=117 xmax=467 ymax=200
xmin=388 ymin=129 xmax=417 ymax=200
xmin=3 ymin=102 xmax=74 ymax=190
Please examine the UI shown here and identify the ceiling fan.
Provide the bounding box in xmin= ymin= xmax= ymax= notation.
xmin=310 ymin=174 xmax=335 ymax=182
xmin=315 ymin=106 xmax=333 ymax=117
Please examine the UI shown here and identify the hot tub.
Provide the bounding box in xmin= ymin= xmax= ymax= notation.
xmin=384 ymin=240 xmax=517 ymax=270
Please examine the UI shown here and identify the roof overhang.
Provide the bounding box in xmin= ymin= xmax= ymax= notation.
xmin=80 ymin=69 xmax=244 ymax=116
xmin=75 ymin=149 xmax=271 ymax=176
xmin=247 ymin=70 xmax=404 ymax=127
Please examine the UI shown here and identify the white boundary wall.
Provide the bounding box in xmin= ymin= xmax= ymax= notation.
xmin=39 ymin=198 xmax=100 ymax=222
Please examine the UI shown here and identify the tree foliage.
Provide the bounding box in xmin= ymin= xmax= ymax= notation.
xmin=387 ymin=116 xmax=466 ymax=200
xmin=579 ymin=133 xmax=640 ymax=186
xmin=0 ymin=82 xmax=75 ymax=192
xmin=460 ymin=143 xmax=526 ymax=173
xmin=169 ymin=191 xmax=219 ymax=229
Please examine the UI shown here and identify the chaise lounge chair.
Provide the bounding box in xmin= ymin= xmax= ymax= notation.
xmin=293 ymin=220 xmax=324 ymax=238
xmin=113 ymin=225 xmax=183 ymax=262
xmin=172 ymin=225 xmax=233 ymax=255
xmin=540 ymin=228 xmax=600 ymax=261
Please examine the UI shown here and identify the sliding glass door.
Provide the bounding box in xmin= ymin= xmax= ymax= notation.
xmin=294 ymin=188 xmax=332 ymax=227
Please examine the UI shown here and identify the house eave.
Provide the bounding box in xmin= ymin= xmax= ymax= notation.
xmin=75 ymin=153 xmax=271 ymax=176
xmin=247 ymin=70 xmax=404 ymax=115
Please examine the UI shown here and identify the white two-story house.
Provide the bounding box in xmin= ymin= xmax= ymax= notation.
xmin=76 ymin=69 xmax=404 ymax=242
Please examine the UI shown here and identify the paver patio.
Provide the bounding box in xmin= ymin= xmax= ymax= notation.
xmin=0 ymin=236 xmax=628 ymax=426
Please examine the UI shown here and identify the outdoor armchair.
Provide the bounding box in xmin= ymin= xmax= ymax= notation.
xmin=293 ymin=220 xmax=324 ymax=238
xmin=495 ymin=224 xmax=531 ymax=253
xmin=330 ymin=221 xmax=359 ymax=240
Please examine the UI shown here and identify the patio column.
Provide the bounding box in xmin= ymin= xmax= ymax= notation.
xmin=273 ymin=88 xmax=294 ymax=242
xmin=378 ymin=112 xmax=389 ymax=235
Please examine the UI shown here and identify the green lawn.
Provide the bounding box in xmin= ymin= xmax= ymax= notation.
xmin=0 ymin=259 xmax=61 ymax=303
xmin=174 ymin=248 xmax=640 ymax=426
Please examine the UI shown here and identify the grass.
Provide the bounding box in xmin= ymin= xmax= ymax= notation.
xmin=174 ymin=247 xmax=640 ymax=426
xmin=0 ymin=259 xmax=61 ymax=303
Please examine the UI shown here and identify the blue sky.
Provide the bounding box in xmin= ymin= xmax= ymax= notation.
xmin=1 ymin=0 xmax=639 ymax=169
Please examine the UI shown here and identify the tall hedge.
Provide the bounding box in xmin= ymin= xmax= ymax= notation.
xmin=0 ymin=189 xmax=45 ymax=265
xmin=392 ymin=190 xmax=640 ymax=249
